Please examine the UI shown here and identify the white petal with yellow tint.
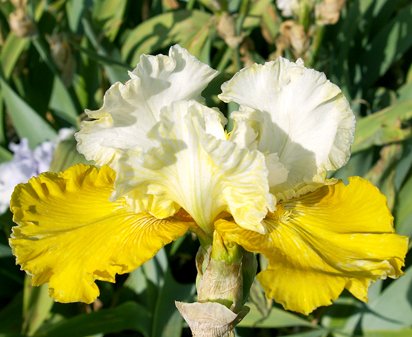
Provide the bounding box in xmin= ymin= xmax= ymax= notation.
xmin=115 ymin=100 xmax=274 ymax=234
xmin=9 ymin=164 xmax=190 ymax=303
xmin=76 ymin=45 xmax=218 ymax=168
xmin=220 ymin=58 xmax=355 ymax=194
xmin=215 ymin=177 xmax=408 ymax=315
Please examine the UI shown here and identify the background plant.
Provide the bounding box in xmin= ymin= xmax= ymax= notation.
xmin=0 ymin=0 xmax=411 ymax=336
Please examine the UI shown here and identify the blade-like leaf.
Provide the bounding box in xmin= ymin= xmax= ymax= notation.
xmin=359 ymin=4 xmax=412 ymax=88
xmin=152 ymin=270 xmax=194 ymax=337
xmin=65 ymin=0 xmax=85 ymax=32
xmin=364 ymin=329 xmax=412 ymax=337
xmin=22 ymin=281 xmax=53 ymax=336
xmin=121 ymin=10 xmax=212 ymax=65
xmin=33 ymin=302 xmax=151 ymax=337
xmin=92 ymin=0 xmax=127 ymax=41
xmin=352 ymin=100 xmax=412 ymax=153
xmin=0 ymin=78 xmax=56 ymax=147
xmin=49 ymin=76 xmax=79 ymax=126
xmin=0 ymin=146 xmax=12 ymax=163
xmin=396 ymin=173 xmax=412 ymax=240
xmin=277 ymin=330 xmax=327 ymax=337
xmin=238 ymin=305 xmax=314 ymax=328
xmin=361 ymin=266 xmax=412 ymax=331
xmin=0 ymin=34 xmax=29 ymax=79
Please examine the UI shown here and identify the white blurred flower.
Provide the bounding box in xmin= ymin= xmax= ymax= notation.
xmin=277 ymin=0 xmax=300 ymax=17
xmin=0 ymin=129 xmax=74 ymax=213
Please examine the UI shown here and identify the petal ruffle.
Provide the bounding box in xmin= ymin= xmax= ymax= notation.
xmin=10 ymin=164 xmax=190 ymax=303
xmin=76 ymin=45 xmax=218 ymax=168
xmin=215 ymin=177 xmax=408 ymax=314
xmin=220 ymin=58 xmax=355 ymax=195
xmin=115 ymin=100 xmax=274 ymax=234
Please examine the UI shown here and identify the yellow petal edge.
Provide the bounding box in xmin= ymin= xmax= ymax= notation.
xmin=216 ymin=177 xmax=408 ymax=315
xmin=9 ymin=164 xmax=190 ymax=303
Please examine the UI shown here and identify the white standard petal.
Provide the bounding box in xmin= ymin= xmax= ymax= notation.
xmin=219 ymin=57 xmax=355 ymax=196
xmin=76 ymin=45 xmax=218 ymax=169
xmin=113 ymin=100 xmax=274 ymax=234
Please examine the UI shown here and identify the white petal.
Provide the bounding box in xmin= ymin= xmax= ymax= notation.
xmin=228 ymin=108 xmax=289 ymax=189
xmin=276 ymin=0 xmax=300 ymax=17
xmin=76 ymin=45 xmax=218 ymax=169
xmin=220 ymin=57 xmax=355 ymax=195
xmin=114 ymin=100 xmax=274 ymax=234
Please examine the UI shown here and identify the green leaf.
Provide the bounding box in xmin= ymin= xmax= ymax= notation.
xmin=359 ymin=3 xmax=412 ymax=88
xmin=152 ymin=270 xmax=194 ymax=337
xmin=238 ymin=305 xmax=314 ymax=328
xmin=0 ymin=146 xmax=12 ymax=163
xmin=22 ymin=281 xmax=53 ymax=336
xmin=33 ymin=302 xmax=151 ymax=337
xmin=243 ymin=0 xmax=274 ymax=31
xmin=121 ymin=10 xmax=212 ymax=65
xmin=277 ymin=330 xmax=327 ymax=337
xmin=49 ymin=76 xmax=79 ymax=126
xmin=363 ymin=329 xmax=412 ymax=337
xmin=321 ymin=296 xmax=363 ymax=334
xmin=333 ymin=150 xmax=375 ymax=180
xmin=82 ymin=17 xmax=128 ymax=83
xmin=352 ymin=100 xmax=412 ymax=153
xmin=394 ymin=141 xmax=412 ymax=190
xmin=398 ymin=82 xmax=412 ymax=103
xmin=0 ymin=92 xmax=5 ymax=145
xmin=0 ymin=243 xmax=12 ymax=258
xmin=49 ymin=137 xmax=91 ymax=172
xmin=0 ymin=292 xmax=23 ymax=334
xmin=92 ymin=0 xmax=127 ymax=41
xmin=65 ymin=0 xmax=85 ymax=32
xmin=125 ymin=249 xmax=193 ymax=337
xmin=0 ymin=78 xmax=56 ymax=148
xmin=361 ymin=266 xmax=412 ymax=331
xmin=0 ymin=34 xmax=29 ymax=79
xmin=396 ymin=172 xmax=412 ymax=239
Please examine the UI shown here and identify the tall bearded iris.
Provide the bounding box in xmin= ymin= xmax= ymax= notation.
xmin=9 ymin=46 xmax=407 ymax=332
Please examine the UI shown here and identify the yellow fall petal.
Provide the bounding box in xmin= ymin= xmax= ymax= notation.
xmin=215 ymin=177 xmax=408 ymax=315
xmin=9 ymin=164 xmax=190 ymax=303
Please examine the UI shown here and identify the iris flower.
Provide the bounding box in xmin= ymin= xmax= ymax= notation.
xmin=9 ymin=45 xmax=407 ymax=316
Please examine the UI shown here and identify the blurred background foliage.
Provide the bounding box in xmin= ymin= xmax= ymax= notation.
xmin=0 ymin=0 xmax=411 ymax=336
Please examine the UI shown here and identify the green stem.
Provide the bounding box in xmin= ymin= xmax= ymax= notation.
xmin=235 ymin=0 xmax=250 ymax=36
xmin=299 ymin=0 xmax=312 ymax=32
xmin=186 ymin=0 xmax=196 ymax=10
xmin=308 ymin=25 xmax=324 ymax=67
xmin=232 ymin=48 xmax=241 ymax=72
xmin=216 ymin=47 xmax=233 ymax=72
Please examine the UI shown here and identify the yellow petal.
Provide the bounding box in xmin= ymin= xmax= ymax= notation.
xmin=9 ymin=164 xmax=190 ymax=303
xmin=215 ymin=177 xmax=408 ymax=315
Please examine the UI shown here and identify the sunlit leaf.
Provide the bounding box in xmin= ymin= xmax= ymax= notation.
xmin=92 ymin=0 xmax=127 ymax=41
xmin=49 ymin=77 xmax=79 ymax=126
xmin=22 ymin=281 xmax=53 ymax=336
xmin=0 ymin=34 xmax=29 ymax=79
xmin=359 ymin=3 xmax=412 ymax=88
xmin=352 ymin=100 xmax=412 ymax=153
xmin=121 ymin=10 xmax=212 ymax=65
xmin=238 ymin=305 xmax=314 ymax=328
xmin=0 ymin=78 xmax=56 ymax=147
xmin=361 ymin=266 xmax=412 ymax=331
xmin=32 ymin=302 xmax=151 ymax=337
